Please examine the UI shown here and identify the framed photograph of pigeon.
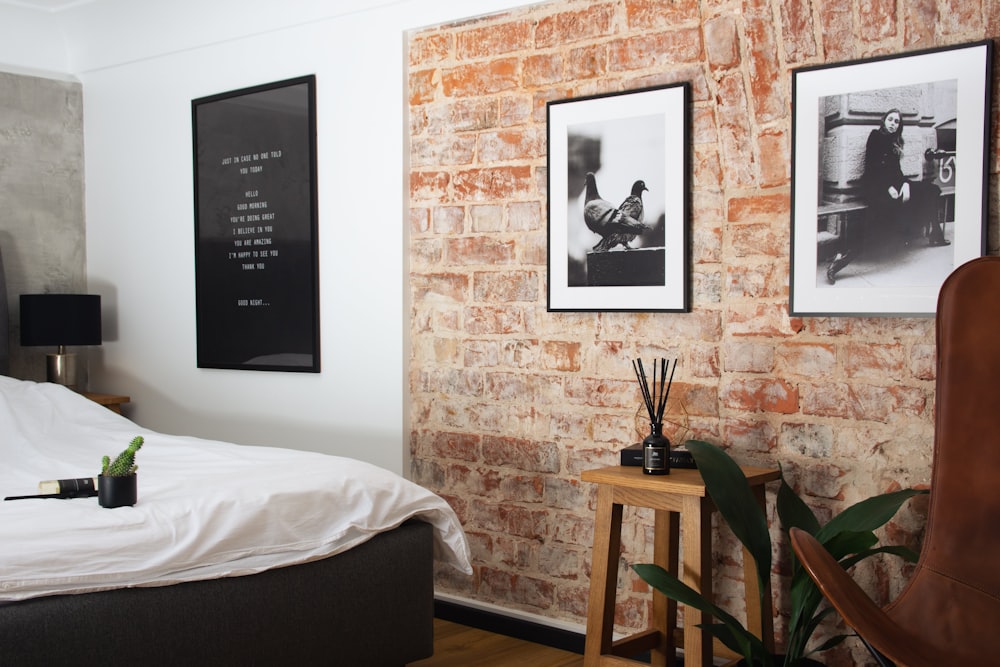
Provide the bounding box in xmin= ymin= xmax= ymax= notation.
xmin=789 ymin=40 xmax=992 ymax=316
xmin=546 ymin=82 xmax=690 ymax=312
xmin=192 ymin=75 xmax=321 ymax=372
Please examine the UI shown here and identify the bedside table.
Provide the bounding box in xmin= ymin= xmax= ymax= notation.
xmin=81 ymin=392 xmax=131 ymax=414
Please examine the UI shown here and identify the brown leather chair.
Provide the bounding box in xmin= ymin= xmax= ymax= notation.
xmin=790 ymin=256 xmax=1000 ymax=667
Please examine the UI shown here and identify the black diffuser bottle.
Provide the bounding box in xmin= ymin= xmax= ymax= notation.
xmin=642 ymin=422 xmax=670 ymax=475
xmin=633 ymin=357 xmax=677 ymax=476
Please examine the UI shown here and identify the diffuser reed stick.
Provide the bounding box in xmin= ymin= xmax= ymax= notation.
xmin=633 ymin=357 xmax=676 ymax=425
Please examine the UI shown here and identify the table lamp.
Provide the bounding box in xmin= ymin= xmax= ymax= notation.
xmin=19 ymin=294 xmax=102 ymax=389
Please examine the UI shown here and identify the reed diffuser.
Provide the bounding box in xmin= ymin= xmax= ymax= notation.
xmin=632 ymin=358 xmax=676 ymax=475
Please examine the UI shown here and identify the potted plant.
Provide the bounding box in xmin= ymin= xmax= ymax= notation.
xmin=633 ymin=440 xmax=923 ymax=667
xmin=98 ymin=435 xmax=143 ymax=508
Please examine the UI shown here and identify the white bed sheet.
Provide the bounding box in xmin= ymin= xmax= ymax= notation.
xmin=0 ymin=377 xmax=471 ymax=603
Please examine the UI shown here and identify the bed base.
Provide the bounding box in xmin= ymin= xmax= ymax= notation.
xmin=0 ymin=520 xmax=433 ymax=666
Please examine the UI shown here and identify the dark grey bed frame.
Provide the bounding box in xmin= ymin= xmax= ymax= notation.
xmin=0 ymin=253 xmax=435 ymax=665
xmin=0 ymin=520 xmax=434 ymax=666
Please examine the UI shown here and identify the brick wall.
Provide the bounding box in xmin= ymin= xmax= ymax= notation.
xmin=407 ymin=2 xmax=999 ymax=664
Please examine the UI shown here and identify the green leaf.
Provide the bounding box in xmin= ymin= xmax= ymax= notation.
xmin=685 ymin=440 xmax=772 ymax=596
xmin=816 ymin=489 xmax=924 ymax=543
xmin=777 ymin=469 xmax=820 ymax=536
xmin=820 ymin=530 xmax=878 ymax=561
xmin=632 ymin=563 xmax=766 ymax=664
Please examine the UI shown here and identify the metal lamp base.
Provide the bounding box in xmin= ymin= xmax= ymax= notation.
xmin=46 ymin=350 xmax=78 ymax=389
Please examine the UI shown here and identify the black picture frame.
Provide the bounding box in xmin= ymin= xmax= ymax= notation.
xmin=192 ymin=75 xmax=320 ymax=371
xmin=790 ymin=40 xmax=992 ymax=317
xmin=546 ymin=83 xmax=690 ymax=312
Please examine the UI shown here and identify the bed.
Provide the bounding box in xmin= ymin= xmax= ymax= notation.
xmin=0 ymin=376 xmax=471 ymax=665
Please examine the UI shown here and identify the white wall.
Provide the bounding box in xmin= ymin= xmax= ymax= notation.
xmin=0 ymin=0 xmax=532 ymax=474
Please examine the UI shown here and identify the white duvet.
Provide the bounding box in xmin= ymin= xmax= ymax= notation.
xmin=0 ymin=376 xmax=471 ymax=603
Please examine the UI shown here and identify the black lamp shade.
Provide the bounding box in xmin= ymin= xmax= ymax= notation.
xmin=20 ymin=294 xmax=102 ymax=347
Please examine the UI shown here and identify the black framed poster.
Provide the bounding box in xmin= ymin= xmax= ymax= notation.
xmin=192 ymin=75 xmax=320 ymax=372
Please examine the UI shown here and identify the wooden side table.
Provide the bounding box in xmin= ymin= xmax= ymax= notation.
xmin=82 ymin=392 xmax=131 ymax=414
xmin=581 ymin=464 xmax=780 ymax=667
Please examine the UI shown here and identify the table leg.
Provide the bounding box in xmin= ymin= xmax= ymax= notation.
xmin=681 ymin=496 xmax=712 ymax=667
xmin=652 ymin=509 xmax=679 ymax=667
xmin=585 ymin=485 xmax=623 ymax=666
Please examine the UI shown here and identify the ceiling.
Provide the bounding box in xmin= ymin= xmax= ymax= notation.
xmin=0 ymin=0 xmax=95 ymax=10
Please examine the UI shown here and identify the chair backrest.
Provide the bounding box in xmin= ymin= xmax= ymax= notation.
xmin=914 ymin=255 xmax=1000 ymax=599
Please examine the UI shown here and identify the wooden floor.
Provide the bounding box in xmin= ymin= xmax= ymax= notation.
xmin=409 ymin=618 xmax=584 ymax=667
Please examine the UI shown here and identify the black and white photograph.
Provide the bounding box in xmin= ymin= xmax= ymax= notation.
xmin=547 ymin=83 xmax=689 ymax=312
xmin=192 ymin=75 xmax=321 ymax=371
xmin=790 ymin=41 xmax=992 ymax=316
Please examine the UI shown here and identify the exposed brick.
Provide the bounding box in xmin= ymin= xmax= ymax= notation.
xmin=819 ymin=1 xmax=855 ymax=61
xmin=541 ymin=340 xmax=582 ymax=372
xmin=726 ymin=263 xmax=785 ymax=299
xmin=729 ymin=222 xmax=786 ymax=258
xmin=902 ymin=0 xmax=935 ymax=46
xmin=800 ymin=382 xmax=853 ymax=419
xmin=524 ymin=53 xmax=565 ymax=86
xmin=727 ymin=193 xmax=790 ymax=222
xmin=535 ymin=4 xmax=616 ymax=49
xmin=845 ymin=342 xmax=906 ymax=381
xmin=456 ymin=20 xmax=533 ymax=60
xmin=485 ymin=371 xmax=561 ymax=405
xmin=704 ymin=15 xmax=739 ymax=70
xmin=452 ymin=166 xmax=535 ymax=202
xmin=608 ymin=29 xmax=703 ymax=72
xmin=429 ymin=431 xmax=481 ymax=461
xmin=758 ymin=126 xmax=789 ymax=188
xmin=433 ymin=206 xmax=465 ymax=234
xmin=410 ymin=170 xmax=450 ymax=201
xmin=722 ymin=418 xmax=777 ymax=452
xmin=446 ymin=236 xmax=517 ymax=265
xmin=409 ymin=68 xmax=438 ymax=106
xmin=724 ymin=341 xmax=776 ymax=373
xmin=508 ymin=201 xmax=541 ymax=231
xmin=566 ymin=44 xmax=608 ymax=80
xmin=425 ymin=98 xmax=499 ymax=134
xmin=446 ymin=464 xmax=502 ymax=496
xmin=411 ymin=272 xmax=468 ymax=302
xmin=479 ymin=566 xmax=555 ymax=610
xmin=441 ymin=58 xmax=520 ymax=98
xmin=477 ymin=127 xmax=546 ymax=163
xmin=776 ymin=342 xmax=837 ymax=378
xmin=858 ymin=0 xmax=898 ymax=41
xmin=779 ymin=0 xmax=817 ymax=63
xmin=799 ymin=462 xmax=848 ymax=500
xmin=405 ymin=0 xmax=960 ymax=651
xmin=744 ymin=0 xmax=785 ymax=124
xmin=463 ymin=339 xmax=500 ymax=368
xmin=409 ymin=32 xmax=452 ymax=67
xmin=716 ymin=71 xmax=755 ymax=186
xmin=464 ymin=305 xmax=526 ymax=335
xmin=409 ymin=207 xmax=430 ymax=234
xmin=779 ymin=422 xmax=834 ymax=458
xmin=720 ymin=377 xmax=799 ymax=414
xmin=473 ymin=270 xmax=539 ymax=302
xmin=728 ymin=304 xmax=800 ymax=337
xmin=499 ymin=474 xmax=545 ymax=502
xmin=625 ymin=0 xmax=700 ymax=29
xmin=410 ymin=134 xmax=476 ymax=167
xmin=910 ymin=344 xmax=936 ymax=381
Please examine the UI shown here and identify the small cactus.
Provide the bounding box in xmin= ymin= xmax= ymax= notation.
xmin=101 ymin=436 xmax=143 ymax=477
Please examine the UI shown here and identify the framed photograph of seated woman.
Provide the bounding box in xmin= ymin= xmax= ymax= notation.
xmin=790 ymin=40 xmax=992 ymax=316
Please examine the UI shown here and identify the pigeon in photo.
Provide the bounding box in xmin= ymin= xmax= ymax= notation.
xmin=583 ymin=172 xmax=649 ymax=252
xmin=596 ymin=179 xmax=648 ymax=251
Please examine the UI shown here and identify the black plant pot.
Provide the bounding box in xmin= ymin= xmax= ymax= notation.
xmin=98 ymin=474 xmax=137 ymax=508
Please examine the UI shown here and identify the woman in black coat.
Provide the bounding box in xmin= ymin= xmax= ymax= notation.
xmin=826 ymin=108 xmax=949 ymax=284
